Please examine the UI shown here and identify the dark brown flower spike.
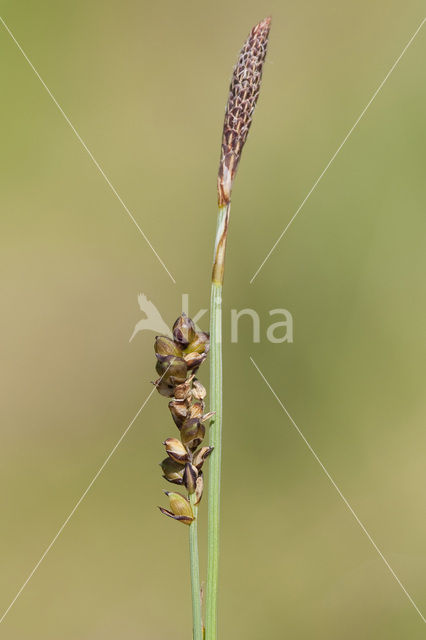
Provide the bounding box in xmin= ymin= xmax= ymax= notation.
xmin=217 ymin=17 xmax=271 ymax=207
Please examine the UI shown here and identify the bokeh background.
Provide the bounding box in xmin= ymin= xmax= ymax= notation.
xmin=1 ymin=1 xmax=426 ymax=638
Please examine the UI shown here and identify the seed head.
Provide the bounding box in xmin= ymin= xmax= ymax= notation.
xmin=218 ymin=17 xmax=271 ymax=206
xmin=153 ymin=315 xmax=211 ymax=522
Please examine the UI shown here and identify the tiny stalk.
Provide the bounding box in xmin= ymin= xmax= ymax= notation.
xmin=205 ymin=17 xmax=271 ymax=640
xmin=189 ymin=493 xmax=202 ymax=640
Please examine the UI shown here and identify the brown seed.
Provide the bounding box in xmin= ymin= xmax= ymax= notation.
xmin=160 ymin=457 xmax=185 ymax=484
xmin=174 ymin=377 xmax=194 ymax=401
xmin=192 ymin=379 xmax=207 ymax=401
xmin=183 ymin=352 xmax=207 ymax=371
xmin=189 ymin=402 xmax=204 ymax=420
xmin=153 ymin=379 xmax=175 ymax=397
xmin=193 ymin=446 xmax=214 ymax=470
xmin=183 ymin=463 xmax=198 ymax=494
xmin=168 ymin=400 xmax=188 ymax=428
xmin=172 ymin=314 xmax=197 ymax=348
xmin=164 ymin=438 xmax=189 ymax=463
xmin=180 ymin=419 xmax=206 ymax=451
xmin=194 ymin=473 xmax=204 ymax=505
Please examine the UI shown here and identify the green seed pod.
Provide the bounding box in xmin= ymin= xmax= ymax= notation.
xmin=154 ymin=336 xmax=182 ymax=357
xmin=180 ymin=419 xmax=205 ymax=451
xmin=183 ymin=462 xmax=198 ymax=494
xmin=160 ymin=457 xmax=185 ymax=484
xmin=186 ymin=331 xmax=210 ymax=355
xmin=159 ymin=491 xmax=194 ymax=525
xmin=155 ymin=355 xmax=187 ymax=386
xmin=164 ymin=438 xmax=189 ymax=463
xmin=193 ymin=446 xmax=214 ymax=470
xmin=168 ymin=400 xmax=188 ymax=428
xmin=172 ymin=314 xmax=196 ymax=348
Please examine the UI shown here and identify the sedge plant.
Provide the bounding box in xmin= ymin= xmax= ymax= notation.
xmin=154 ymin=17 xmax=271 ymax=640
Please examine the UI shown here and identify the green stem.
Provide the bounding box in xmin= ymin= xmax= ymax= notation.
xmin=189 ymin=492 xmax=202 ymax=640
xmin=206 ymin=203 xmax=229 ymax=640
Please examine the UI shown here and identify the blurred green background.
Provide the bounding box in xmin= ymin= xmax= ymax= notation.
xmin=1 ymin=1 xmax=426 ymax=637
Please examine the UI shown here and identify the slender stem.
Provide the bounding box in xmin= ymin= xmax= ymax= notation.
xmin=206 ymin=203 xmax=229 ymax=640
xmin=189 ymin=493 xmax=202 ymax=640
xmin=206 ymin=281 xmax=222 ymax=639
